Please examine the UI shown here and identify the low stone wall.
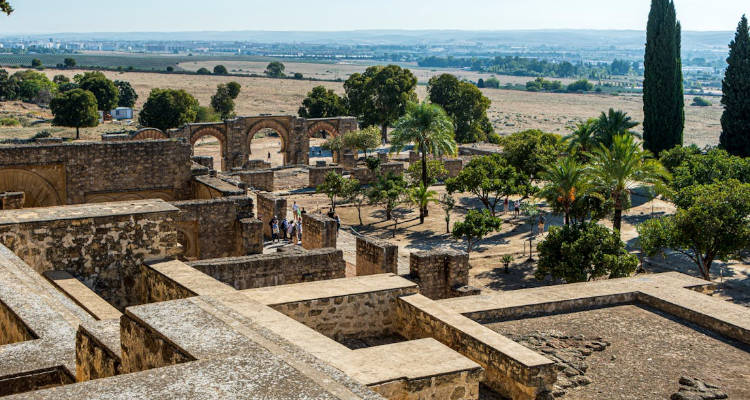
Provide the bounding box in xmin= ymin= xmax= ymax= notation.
xmin=240 ymin=218 xmax=263 ymax=256
xmin=356 ymin=236 xmax=398 ymax=276
xmin=444 ymin=159 xmax=464 ymax=178
xmin=341 ymin=152 xmax=357 ymax=170
xmin=171 ymin=196 xmax=257 ymax=260
xmin=191 ymin=156 xmax=214 ymax=170
xmin=257 ymin=193 xmax=287 ymax=240
xmin=309 ymin=166 xmax=344 ymax=188
xmin=76 ymin=320 xmax=122 ymax=382
xmin=302 ymin=212 xmax=338 ymax=250
xmin=409 ymin=249 xmax=473 ymax=300
xmin=192 ymin=175 xmax=245 ymax=200
xmin=270 ymin=283 xmax=417 ymax=341
xmin=187 ymin=247 xmax=346 ymax=290
xmin=0 ymin=298 xmax=34 ymax=345
xmin=370 ymin=369 xmax=482 ymax=400
xmin=395 ymin=294 xmax=556 ymax=400
xmin=120 ymin=312 xmax=195 ymax=374
xmin=136 ymin=263 xmax=198 ymax=304
xmin=408 ymin=151 xmax=419 ymax=164
xmin=228 ymin=169 xmax=274 ymax=192
xmin=352 ymin=162 xmax=405 ymax=185
xmin=0 ymin=201 xmax=180 ymax=309
xmin=244 ymin=159 xmax=272 ymax=170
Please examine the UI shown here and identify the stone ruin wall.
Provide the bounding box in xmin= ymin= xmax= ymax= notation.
xmin=409 ymin=249 xmax=477 ymax=300
xmin=308 ymin=166 xmax=343 ymax=188
xmin=171 ymin=196 xmax=259 ymax=260
xmin=228 ymin=169 xmax=274 ymax=192
xmin=356 ymin=236 xmax=398 ymax=276
xmin=187 ymin=247 xmax=346 ymax=290
xmin=444 ymin=159 xmax=464 ymax=178
xmin=0 ymin=202 xmax=180 ymax=309
xmin=0 ymin=140 xmax=194 ymax=206
xmin=302 ymin=212 xmax=338 ymax=250
xmin=352 ymin=162 xmax=405 ymax=185
xmin=256 ymin=193 xmax=287 ymax=240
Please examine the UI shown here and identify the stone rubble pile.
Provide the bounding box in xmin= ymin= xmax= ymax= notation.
xmin=670 ymin=377 xmax=728 ymax=400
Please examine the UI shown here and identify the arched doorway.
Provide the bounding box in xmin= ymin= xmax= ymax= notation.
xmin=0 ymin=169 xmax=63 ymax=208
xmin=307 ymin=122 xmax=338 ymax=165
xmin=247 ymin=121 xmax=289 ymax=168
xmin=132 ymin=128 xmax=167 ymax=141
xmin=190 ymin=128 xmax=227 ymax=171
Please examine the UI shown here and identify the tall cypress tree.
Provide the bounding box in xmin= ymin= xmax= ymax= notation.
xmin=643 ymin=0 xmax=684 ymax=156
xmin=720 ymin=15 xmax=750 ymax=157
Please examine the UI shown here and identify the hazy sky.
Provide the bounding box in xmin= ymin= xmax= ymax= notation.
xmin=2 ymin=0 xmax=748 ymax=33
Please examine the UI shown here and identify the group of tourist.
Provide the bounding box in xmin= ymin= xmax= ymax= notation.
xmin=265 ymin=201 xmax=308 ymax=245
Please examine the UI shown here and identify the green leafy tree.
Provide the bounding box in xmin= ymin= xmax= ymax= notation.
xmin=53 ymin=75 xmax=70 ymax=85
xmin=587 ymin=134 xmax=671 ymax=236
xmin=390 ymin=101 xmax=456 ymax=222
xmin=195 ymin=106 xmax=220 ymax=123
xmin=31 ymin=58 xmax=42 ymax=68
xmin=638 ymin=180 xmax=750 ymax=280
xmin=391 ymin=101 xmax=456 ymax=186
xmin=658 ymin=144 xmax=701 ymax=174
xmin=77 ymin=72 xmax=119 ymax=112
xmin=367 ymin=172 xmax=407 ymax=221
xmin=452 ymin=209 xmax=502 ymax=254
xmin=446 ymin=154 xmax=530 ymax=216
xmin=50 ymin=89 xmax=99 ymax=139
xmin=536 ymin=223 xmax=638 ymax=283
xmin=213 ymin=65 xmax=228 ymax=75
xmin=64 ymin=58 xmax=76 ymax=68
xmin=265 ymin=62 xmax=285 ymax=78
xmin=441 ymin=193 xmax=455 ymax=234
xmin=594 ymin=109 xmax=640 ymax=149
xmin=406 ymin=160 xmax=448 ymax=187
xmin=316 ymin=171 xmax=349 ymax=212
xmin=226 ymin=82 xmax=241 ymax=99
xmin=344 ymin=180 xmax=367 ymax=226
xmin=564 ymin=119 xmax=598 ymax=157
xmin=427 ymin=74 xmax=493 ymax=143
xmin=114 ymin=80 xmax=138 ymax=108
xmin=500 ymin=130 xmax=563 ymax=182
xmin=298 ymin=86 xmax=348 ymax=118
xmin=643 ymin=0 xmax=684 ymax=155
xmin=344 ymin=65 xmax=418 ymax=143
xmin=408 ymin=184 xmax=439 ymax=224
xmin=539 ymin=156 xmax=589 ymax=226
xmin=196 ymin=67 xmax=211 ymax=75
xmin=668 ymin=148 xmax=750 ymax=194
xmin=210 ymin=84 xmax=235 ymax=119
xmin=720 ymin=15 xmax=750 ymax=157
xmin=484 ymin=77 xmax=500 ymax=89
xmin=14 ymin=70 xmax=56 ymax=103
xmin=139 ymin=88 xmax=199 ymax=131
xmin=566 ymin=79 xmax=594 ymax=92
xmin=1 ymin=1 xmax=13 ymax=15
xmin=342 ymin=126 xmax=381 ymax=157
xmin=0 ymin=69 xmax=19 ymax=100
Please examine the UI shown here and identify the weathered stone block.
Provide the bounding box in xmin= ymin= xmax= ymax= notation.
xmin=356 ymin=236 xmax=398 ymax=276
xmin=257 ymin=193 xmax=287 ymax=240
xmin=302 ymin=212 xmax=337 ymax=250
xmin=409 ymin=249 xmax=471 ymax=300
xmin=309 ymin=166 xmax=344 ymax=188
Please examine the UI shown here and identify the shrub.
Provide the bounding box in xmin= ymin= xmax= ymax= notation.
xmin=0 ymin=117 xmax=20 ymax=126
xmin=487 ymin=133 xmax=502 ymax=145
xmin=691 ymin=96 xmax=712 ymax=107
xmin=567 ymin=79 xmax=594 ymax=92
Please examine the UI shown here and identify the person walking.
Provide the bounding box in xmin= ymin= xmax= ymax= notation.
xmin=280 ymin=218 xmax=288 ymax=241
xmin=334 ymin=214 xmax=341 ymax=231
xmin=503 ymin=198 xmax=509 ymax=214
xmin=267 ymin=151 xmax=271 ymax=160
xmin=514 ymin=200 xmax=521 ymax=217
xmin=537 ymin=214 xmax=546 ymax=235
xmin=271 ymin=220 xmax=280 ymax=243
xmin=296 ymin=220 xmax=303 ymax=244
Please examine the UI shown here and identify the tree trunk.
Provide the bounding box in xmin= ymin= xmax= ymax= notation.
xmin=386 ymin=206 xmax=392 ymax=221
xmin=357 ymin=207 xmax=363 ymax=226
xmin=564 ymin=213 xmax=570 ymax=226
xmin=420 ymin=146 xmax=428 ymax=220
xmin=700 ymin=255 xmax=714 ymax=281
xmin=613 ymin=207 xmax=623 ymax=237
xmin=76 ymin=127 xmax=80 ymax=140
xmin=381 ymin=124 xmax=388 ymax=144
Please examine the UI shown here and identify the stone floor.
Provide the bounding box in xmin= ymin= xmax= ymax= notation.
xmin=485 ymin=305 xmax=750 ymax=400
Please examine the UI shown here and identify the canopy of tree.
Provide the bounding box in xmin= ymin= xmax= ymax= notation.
xmin=298 ymin=86 xmax=348 ymax=118
xmin=427 ymin=74 xmax=493 ymax=143
xmin=720 ymin=15 xmax=750 ymax=157
xmin=76 ymin=72 xmax=119 ymax=111
xmin=265 ymin=62 xmax=285 ymax=78
xmin=50 ymin=89 xmax=99 ymax=139
xmin=114 ymin=80 xmax=138 ymax=108
xmin=139 ymin=88 xmax=199 ymax=132
xmin=452 ymin=209 xmax=501 ymax=253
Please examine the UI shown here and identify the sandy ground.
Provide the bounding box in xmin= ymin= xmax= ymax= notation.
xmin=0 ymin=66 xmax=724 ymax=147
xmin=486 ymin=305 xmax=750 ymax=399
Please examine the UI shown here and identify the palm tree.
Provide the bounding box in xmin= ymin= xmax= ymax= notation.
xmin=391 ymin=101 xmax=457 ymax=221
xmin=564 ymin=119 xmax=598 ymax=155
xmin=587 ymin=134 xmax=670 ymax=237
xmin=409 ymin=183 xmax=439 ymax=224
xmin=595 ymin=108 xmax=640 ymax=149
xmin=539 ymin=156 xmax=588 ymax=226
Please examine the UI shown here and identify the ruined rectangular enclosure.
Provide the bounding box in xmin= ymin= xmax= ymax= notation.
xmin=0 ymin=138 xmax=748 ymax=400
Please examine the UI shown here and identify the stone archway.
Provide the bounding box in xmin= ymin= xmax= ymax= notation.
xmin=0 ymin=169 xmax=63 ymax=208
xmin=190 ymin=127 xmax=227 ymax=171
xmin=132 ymin=128 xmax=167 ymax=140
xmin=307 ymin=121 xmax=338 ymax=139
xmin=246 ymin=120 xmax=290 ymax=166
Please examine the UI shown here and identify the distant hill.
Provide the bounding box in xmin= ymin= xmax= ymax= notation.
xmin=2 ymin=30 xmax=734 ymax=52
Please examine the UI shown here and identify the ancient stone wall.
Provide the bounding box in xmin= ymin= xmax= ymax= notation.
xmin=188 ymin=247 xmax=345 ymax=290
xmin=395 ymin=294 xmax=556 ymax=400
xmin=370 ymin=369 xmax=482 ymax=400
xmin=256 ymin=193 xmax=287 ymax=240
xmin=244 ymin=159 xmax=272 ymax=170
xmin=191 ymin=156 xmax=214 ymax=170
xmin=0 ymin=201 xmax=180 ymax=309
xmin=239 ymin=218 xmax=263 ymax=256
xmin=302 ymin=212 xmax=337 ymax=250
xmin=120 ymin=313 xmax=195 ymax=374
xmin=356 ymin=236 xmax=398 ymax=276
xmin=409 ymin=249 xmax=473 ymax=300
xmin=271 ymin=285 xmax=417 ymax=341
xmin=0 ymin=140 xmax=193 ymax=207
xmin=228 ymin=170 xmax=274 ymax=192
xmin=137 ymin=263 xmax=198 ymax=304
xmin=76 ymin=321 xmax=122 ymax=382
xmin=0 ymin=298 xmax=34 ymax=345
xmin=192 ymin=175 xmax=245 ymax=200
xmin=444 ymin=159 xmax=464 ymax=178
xmin=308 ymin=166 xmax=343 ymax=188
xmin=341 ymin=152 xmax=357 ymax=170
xmin=171 ymin=196 xmax=255 ymax=260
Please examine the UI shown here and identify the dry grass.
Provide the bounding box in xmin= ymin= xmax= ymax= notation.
xmin=0 ymin=65 xmax=723 ymax=146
